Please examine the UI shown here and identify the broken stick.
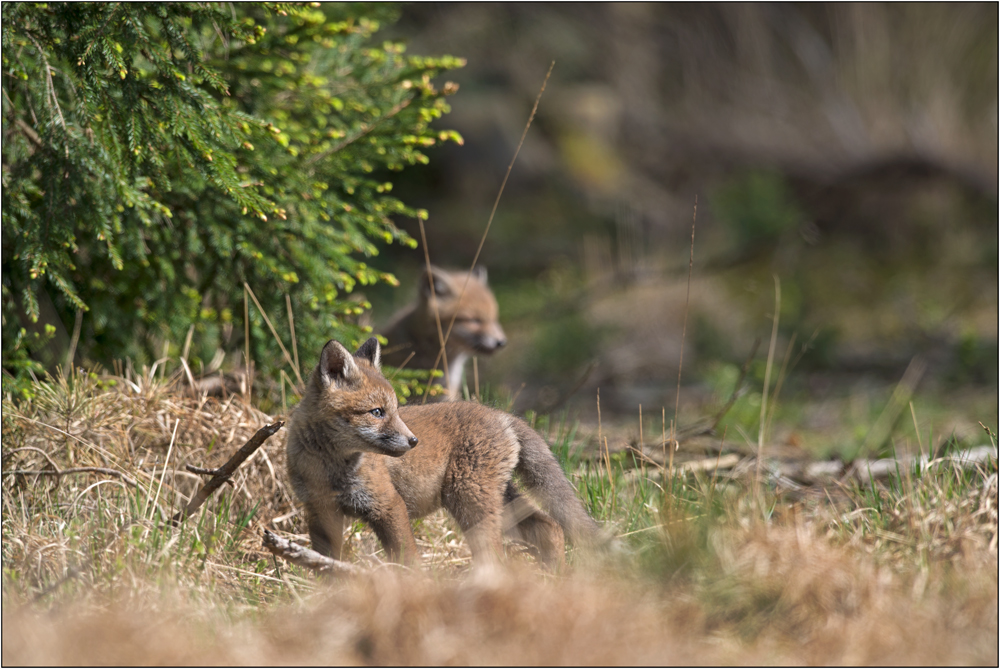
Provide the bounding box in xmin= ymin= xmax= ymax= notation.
xmin=170 ymin=421 xmax=284 ymax=526
xmin=262 ymin=529 xmax=363 ymax=577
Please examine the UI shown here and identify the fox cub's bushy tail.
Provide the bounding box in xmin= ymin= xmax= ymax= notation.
xmin=510 ymin=420 xmax=604 ymax=549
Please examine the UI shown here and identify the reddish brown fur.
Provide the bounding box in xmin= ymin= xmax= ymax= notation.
xmin=286 ymin=338 xmax=601 ymax=569
xmin=379 ymin=266 xmax=506 ymax=400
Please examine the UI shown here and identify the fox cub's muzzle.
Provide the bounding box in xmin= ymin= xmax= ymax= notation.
xmin=376 ymin=417 xmax=419 ymax=457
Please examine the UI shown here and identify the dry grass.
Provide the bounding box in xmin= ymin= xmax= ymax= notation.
xmin=2 ymin=368 xmax=997 ymax=665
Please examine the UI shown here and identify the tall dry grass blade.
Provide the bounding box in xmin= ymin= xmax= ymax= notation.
xmin=178 ymin=357 xmax=198 ymax=397
xmin=639 ymin=404 xmax=644 ymax=451
xmin=63 ymin=309 xmax=83 ymax=376
xmin=278 ymin=369 xmax=300 ymax=400
xmin=668 ymin=419 xmax=676 ymax=478
xmin=285 ymin=294 xmax=300 ymax=381
xmin=150 ymin=418 xmax=180 ymax=522
xmin=764 ymin=331 xmax=797 ymax=441
xmin=386 ymin=352 xmax=416 ymax=382
xmin=160 ymin=340 xmax=169 ymax=380
xmin=755 ymin=275 xmax=781 ymax=495
xmin=244 ymin=282 xmax=304 ymax=388
xmin=910 ymin=401 xmax=925 ymax=456
xmin=597 ymin=387 xmax=602 ymax=449
xmin=861 ymin=356 xmax=927 ymax=457
xmin=428 ymin=61 xmax=555 ymax=384
xmin=662 ymin=407 xmax=667 ymax=474
xmin=417 ymin=218 xmax=449 ymax=404
xmin=671 ymin=195 xmax=697 ymax=452
xmin=182 ymin=324 xmax=194 ymax=361
xmin=244 ymin=285 xmax=252 ymax=405
xmin=473 ymin=356 xmax=480 ymax=401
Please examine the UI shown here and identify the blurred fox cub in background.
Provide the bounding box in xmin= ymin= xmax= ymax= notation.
xmin=285 ymin=338 xmax=604 ymax=570
xmin=379 ymin=265 xmax=506 ymax=400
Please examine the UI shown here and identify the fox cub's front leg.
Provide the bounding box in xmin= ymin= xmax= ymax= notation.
xmin=306 ymin=503 xmax=346 ymax=560
xmin=364 ymin=492 xmax=420 ymax=565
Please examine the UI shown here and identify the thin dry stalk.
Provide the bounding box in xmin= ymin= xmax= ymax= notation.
xmin=603 ymin=436 xmax=615 ymax=506
xmin=861 ymin=356 xmax=927 ymax=457
xmin=149 ymin=418 xmax=180 ymax=521
xmin=756 ymin=275 xmax=781 ymax=495
xmin=6 ymin=467 xmax=137 ymax=488
xmin=182 ymin=324 xmax=194 ymax=361
xmin=473 ymin=356 xmax=480 ymax=401
xmin=244 ymin=282 xmax=304 ymax=388
xmin=910 ymin=402 xmax=925 ymax=455
xmin=63 ymin=309 xmax=83 ymax=375
xmin=639 ymin=404 xmax=644 ymax=451
xmin=671 ymin=196 xmax=697 ymax=454
xmin=417 ymin=218 xmax=450 ymax=403
xmin=597 ymin=387 xmax=602 ymax=449
xmin=764 ymin=331 xmax=797 ymax=440
xmin=278 ymin=369 xmax=301 ymax=401
xmin=386 ymin=352 xmax=416 ymax=382
xmin=425 ymin=62 xmax=555 ymax=395
xmin=244 ymin=285 xmax=252 ymax=405
xmin=285 ymin=294 xmax=300 ymax=381
xmin=668 ymin=419 xmax=677 ymax=478
xmin=662 ymin=407 xmax=668 ymax=476
xmin=178 ymin=357 xmax=198 ymax=397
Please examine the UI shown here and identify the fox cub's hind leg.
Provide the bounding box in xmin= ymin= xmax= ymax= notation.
xmin=502 ymin=482 xmax=566 ymax=570
xmin=441 ymin=478 xmax=507 ymax=566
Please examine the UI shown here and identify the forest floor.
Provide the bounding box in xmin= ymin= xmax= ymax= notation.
xmin=2 ymin=366 xmax=996 ymax=665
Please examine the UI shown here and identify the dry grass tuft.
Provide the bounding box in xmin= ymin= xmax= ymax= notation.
xmin=2 ymin=370 xmax=997 ymax=665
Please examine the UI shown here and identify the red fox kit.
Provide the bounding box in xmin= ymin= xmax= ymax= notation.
xmin=285 ymin=337 xmax=603 ymax=569
xmin=379 ymin=266 xmax=506 ymax=400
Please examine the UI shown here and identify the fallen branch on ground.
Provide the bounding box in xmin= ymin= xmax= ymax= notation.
xmin=170 ymin=421 xmax=283 ymax=526
xmin=262 ymin=529 xmax=364 ymax=577
xmin=847 ymin=446 xmax=997 ymax=486
xmin=624 ymin=453 xmax=743 ymax=481
xmin=3 ymin=466 xmax=138 ymax=487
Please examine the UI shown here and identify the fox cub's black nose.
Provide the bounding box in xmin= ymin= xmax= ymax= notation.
xmin=408 ymin=436 xmax=419 ymax=447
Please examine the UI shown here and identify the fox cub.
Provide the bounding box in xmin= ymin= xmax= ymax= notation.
xmin=285 ymin=337 xmax=602 ymax=569
xmin=379 ymin=265 xmax=506 ymax=400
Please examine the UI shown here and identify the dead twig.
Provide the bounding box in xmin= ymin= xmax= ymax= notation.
xmin=5 ymin=466 xmax=137 ymax=487
xmin=170 ymin=421 xmax=283 ymax=526
xmin=262 ymin=529 xmax=363 ymax=577
xmin=186 ymin=464 xmax=235 ymax=488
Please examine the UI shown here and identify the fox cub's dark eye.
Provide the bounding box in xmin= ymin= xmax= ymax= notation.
xmin=370 ymin=408 xmax=385 ymax=418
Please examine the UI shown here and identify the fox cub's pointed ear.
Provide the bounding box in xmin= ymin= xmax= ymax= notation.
xmin=319 ymin=340 xmax=358 ymax=387
xmin=355 ymin=337 xmax=381 ymax=370
xmin=420 ymin=265 xmax=454 ymax=299
xmin=471 ymin=265 xmax=487 ymax=284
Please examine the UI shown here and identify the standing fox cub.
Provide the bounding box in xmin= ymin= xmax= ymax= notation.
xmin=379 ymin=266 xmax=506 ymax=400
xmin=286 ymin=337 xmax=603 ymax=569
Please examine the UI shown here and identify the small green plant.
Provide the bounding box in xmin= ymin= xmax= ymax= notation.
xmin=710 ymin=169 xmax=804 ymax=251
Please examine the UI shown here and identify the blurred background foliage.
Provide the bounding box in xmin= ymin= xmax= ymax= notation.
xmin=3 ymin=3 xmax=997 ymax=445
xmin=2 ymin=2 xmax=461 ymax=399
xmin=367 ymin=3 xmax=997 ymax=432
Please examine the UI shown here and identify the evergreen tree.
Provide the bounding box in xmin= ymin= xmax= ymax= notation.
xmin=2 ymin=2 xmax=462 ymax=399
